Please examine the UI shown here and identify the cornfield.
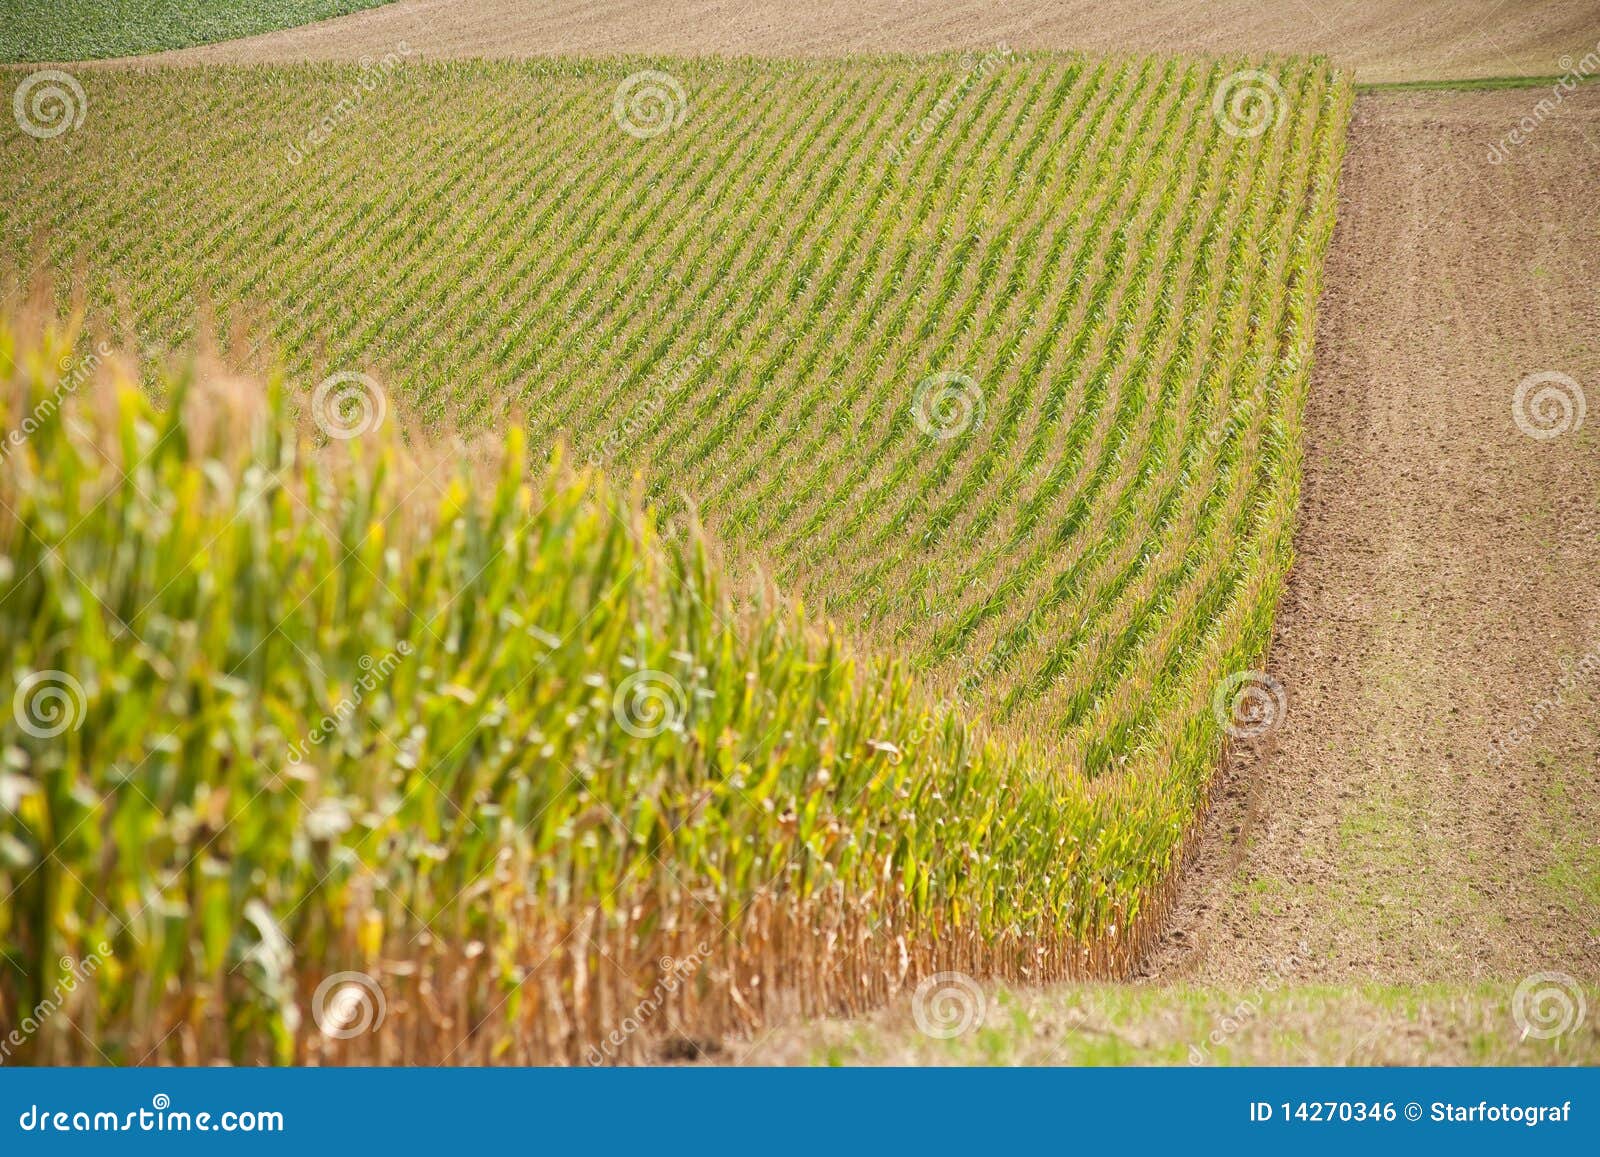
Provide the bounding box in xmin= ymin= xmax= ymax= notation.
xmin=0 ymin=1 xmax=398 ymax=62
xmin=0 ymin=53 xmax=1351 ymax=1062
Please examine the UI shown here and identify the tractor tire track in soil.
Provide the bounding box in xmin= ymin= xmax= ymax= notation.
xmin=1154 ymin=85 xmax=1600 ymax=988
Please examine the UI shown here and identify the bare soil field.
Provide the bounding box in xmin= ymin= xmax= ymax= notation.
xmin=129 ymin=0 xmax=1597 ymax=82
xmin=1155 ymin=84 xmax=1600 ymax=988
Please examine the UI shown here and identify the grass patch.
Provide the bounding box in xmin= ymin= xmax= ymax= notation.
xmin=1356 ymin=73 xmax=1600 ymax=93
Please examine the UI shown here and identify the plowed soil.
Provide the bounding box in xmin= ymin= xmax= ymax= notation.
xmin=127 ymin=0 xmax=1597 ymax=83
xmin=1154 ymin=84 xmax=1600 ymax=987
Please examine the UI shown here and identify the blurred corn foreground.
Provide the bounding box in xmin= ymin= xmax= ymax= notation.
xmin=0 ymin=288 xmax=1226 ymax=1065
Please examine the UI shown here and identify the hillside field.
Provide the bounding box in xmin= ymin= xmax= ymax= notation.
xmin=0 ymin=54 xmax=1352 ymax=1062
xmin=10 ymin=0 xmax=1595 ymax=1072
xmin=122 ymin=0 xmax=1598 ymax=85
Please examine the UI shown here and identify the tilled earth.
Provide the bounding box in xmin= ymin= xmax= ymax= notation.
xmin=1154 ymin=85 xmax=1600 ymax=989
xmin=121 ymin=0 xmax=1597 ymax=83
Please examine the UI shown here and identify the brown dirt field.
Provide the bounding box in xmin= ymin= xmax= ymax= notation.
xmin=126 ymin=0 xmax=1598 ymax=83
xmin=1152 ymin=83 xmax=1600 ymax=989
